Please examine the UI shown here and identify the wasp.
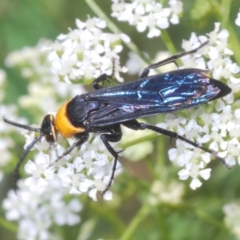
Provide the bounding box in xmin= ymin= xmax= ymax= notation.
xmin=4 ymin=41 xmax=231 ymax=195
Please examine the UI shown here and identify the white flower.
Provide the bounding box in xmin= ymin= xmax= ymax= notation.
xmin=148 ymin=180 xmax=185 ymax=206
xmin=24 ymin=152 xmax=55 ymax=191
xmin=52 ymin=197 xmax=81 ymax=226
xmin=168 ymin=141 xmax=193 ymax=166
xmin=178 ymin=163 xmax=211 ymax=190
xmin=223 ymin=202 xmax=240 ymax=239
xmin=155 ymin=23 xmax=240 ymax=190
xmin=46 ymin=17 xmax=127 ymax=83
xmin=4 ymin=39 xmax=77 ymax=114
xmin=3 ymin=179 xmax=82 ymax=240
xmin=111 ymin=0 xmax=183 ymax=38
xmin=0 ymin=71 xmax=21 ymax=172
xmin=11 ymin=116 xmax=122 ymax=202
xmin=181 ymin=23 xmax=239 ymax=81
xmin=125 ymin=51 xmax=145 ymax=75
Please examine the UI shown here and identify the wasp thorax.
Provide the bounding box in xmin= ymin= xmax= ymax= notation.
xmin=55 ymin=101 xmax=86 ymax=139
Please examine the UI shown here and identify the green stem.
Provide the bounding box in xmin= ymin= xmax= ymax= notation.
xmin=157 ymin=206 xmax=170 ymax=240
xmin=194 ymin=209 xmax=226 ymax=229
xmin=0 ymin=216 xmax=18 ymax=233
xmin=85 ymin=0 xmax=151 ymax=65
xmin=161 ymin=30 xmax=177 ymax=54
xmin=91 ymin=202 xmax=125 ymax=235
xmin=119 ymin=204 xmax=152 ymax=240
xmin=155 ymin=128 xmax=166 ymax=178
xmin=220 ymin=0 xmax=232 ymax=29
xmin=228 ymin=25 xmax=240 ymax=65
xmin=121 ymin=133 xmax=157 ymax=149
xmin=170 ymin=202 xmax=227 ymax=229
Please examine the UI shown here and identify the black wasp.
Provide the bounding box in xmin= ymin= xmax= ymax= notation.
xmin=4 ymin=41 xmax=231 ymax=195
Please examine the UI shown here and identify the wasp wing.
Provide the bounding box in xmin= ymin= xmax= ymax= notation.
xmin=74 ymin=69 xmax=231 ymax=127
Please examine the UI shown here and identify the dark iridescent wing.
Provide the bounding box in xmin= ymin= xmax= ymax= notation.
xmin=82 ymin=69 xmax=231 ymax=127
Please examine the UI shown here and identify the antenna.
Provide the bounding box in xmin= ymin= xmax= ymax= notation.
xmin=3 ymin=117 xmax=43 ymax=191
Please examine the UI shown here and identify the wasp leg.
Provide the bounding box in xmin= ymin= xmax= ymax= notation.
xmin=140 ymin=41 xmax=208 ymax=78
xmin=93 ymin=59 xmax=116 ymax=89
xmin=93 ymin=74 xmax=111 ymax=90
xmin=48 ymin=132 xmax=89 ymax=167
xmin=100 ymin=125 xmax=122 ymax=196
xmin=123 ymin=120 xmax=231 ymax=169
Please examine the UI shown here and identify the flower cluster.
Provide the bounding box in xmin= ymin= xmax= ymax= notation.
xmin=148 ymin=180 xmax=185 ymax=206
xmin=223 ymin=202 xmax=240 ymax=239
xmin=111 ymin=0 xmax=183 ymax=38
xmin=159 ymin=23 xmax=240 ymax=190
xmin=4 ymin=17 xmax=125 ymax=200
xmin=22 ymin=134 xmax=122 ymax=201
xmin=3 ymin=180 xmax=82 ymax=240
xmin=5 ymin=39 xmax=86 ymax=115
xmin=46 ymin=17 xmax=128 ymax=84
xmin=0 ymin=69 xmax=23 ymax=182
xmin=2 ymin=17 xmax=125 ymax=239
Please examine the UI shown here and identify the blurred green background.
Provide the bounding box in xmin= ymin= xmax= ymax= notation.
xmin=0 ymin=0 xmax=240 ymax=240
xmin=1 ymin=0 xmax=240 ymax=102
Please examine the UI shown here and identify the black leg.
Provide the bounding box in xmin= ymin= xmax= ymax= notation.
xmin=93 ymin=58 xmax=116 ymax=90
xmin=48 ymin=132 xmax=89 ymax=167
xmin=100 ymin=125 xmax=122 ymax=196
xmin=123 ymin=120 xmax=231 ymax=169
xmin=93 ymin=74 xmax=111 ymax=90
xmin=122 ymin=119 xmax=142 ymax=130
xmin=140 ymin=41 xmax=208 ymax=78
